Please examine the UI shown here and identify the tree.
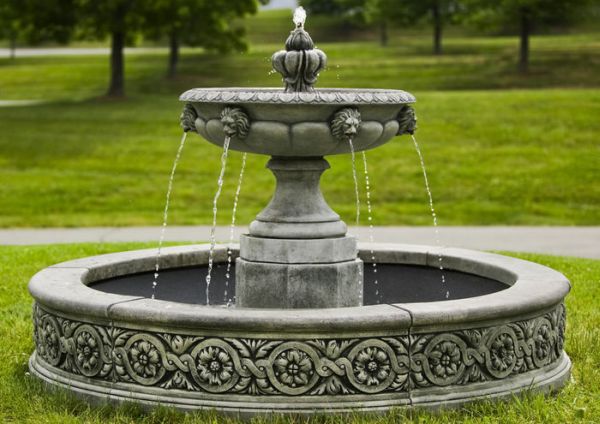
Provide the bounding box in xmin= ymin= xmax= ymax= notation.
xmin=0 ymin=0 xmax=24 ymax=59
xmin=300 ymin=0 xmax=457 ymax=52
xmin=77 ymin=0 xmax=144 ymax=97
xmin=301 ymin=0 xmax=408 ymax=47
xmin=400 ymin=0 xmax=463 ymax=55
xmin=0 ymin=0 xmax=76 ymax=59
xmin=465 ymin=0 xmax=590 ymax=73
xmin=143 ymin=0 xmax=262 ymax=79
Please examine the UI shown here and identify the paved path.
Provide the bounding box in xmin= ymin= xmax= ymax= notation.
xmin=0 ymin=47 xmax=171 ymax=58
xmin=0 ymin=226 xmax=597 ymax=259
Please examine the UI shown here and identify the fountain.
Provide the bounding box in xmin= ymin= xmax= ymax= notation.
xmin=29 ymin=8 xmax=570 ymax=416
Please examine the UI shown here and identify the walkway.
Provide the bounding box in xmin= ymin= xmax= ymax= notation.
xmin=0 ymin=226 xmax=597 ymax=259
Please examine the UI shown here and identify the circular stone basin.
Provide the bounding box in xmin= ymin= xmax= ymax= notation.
xmin=180 ymin=88 xmax=415 ymax=156
xmin=29 ymin=243 xmax=570 ymax=415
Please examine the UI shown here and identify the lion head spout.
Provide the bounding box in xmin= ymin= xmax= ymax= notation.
xmin=330 ymin=108 xmax=362 ymax=142
xmin=220 ymin=107 xmax=250 ymax=139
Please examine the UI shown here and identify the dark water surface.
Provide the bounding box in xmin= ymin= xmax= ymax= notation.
xmin=90 ymin=263 xmax=508 ymax=306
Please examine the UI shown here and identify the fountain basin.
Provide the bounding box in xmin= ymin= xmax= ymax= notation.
xmin=179 ymin=88 xmax=415 ymax=156
xmin=29 ymin=244 xmax=570 ymax=415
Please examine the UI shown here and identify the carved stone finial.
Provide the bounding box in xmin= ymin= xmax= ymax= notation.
xmin=271 ymin=7 xmax=326 ymax=93
xmin=220 ymin=106 xmax=250 ymax=139
xmin=330 ymin=108 xmax=362 ymax=141
xmin=180 ymin=103 xmax=197 ymax=132
xmin=397 ymin=105 xmax=417 ymax=135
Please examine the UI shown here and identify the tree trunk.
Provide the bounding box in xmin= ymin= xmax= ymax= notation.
xmin=379 ymin=19 xmax=388 ymax=47
xmin=519 ymin=9 xmax=530 ymax=73
xmin=9 ymin=33 xmax=16 ymax=60
xmin=168 ymin=32 xmax=179 ymax=78
xmin=432 ymin=0 xmax=442 ymax=55
xmin=107 ymin=30 xmax=125 ymax=97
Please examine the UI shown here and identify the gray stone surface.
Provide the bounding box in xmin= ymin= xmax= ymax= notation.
xmin=249 ymin=157 xmax=346 ymax=239
xmin=235 ymin=257 xmax=363 ymax=308
xmin=240 ymin=234 xmax=357 ymax=263
xmin=183 ymin=90 xmax=412 ymax=156
xmin=29 ymin=243 xmax=570 ymax=415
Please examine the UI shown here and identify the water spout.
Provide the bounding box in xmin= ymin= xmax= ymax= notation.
xmin=293 ymin=6 xmax=306 ymax=28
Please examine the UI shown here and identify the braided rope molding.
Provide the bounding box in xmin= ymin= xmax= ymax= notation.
xmin=32 ymin=302 xmax=566 ymax=397
xmin=179 ymin=88 xmax=416 ymax=105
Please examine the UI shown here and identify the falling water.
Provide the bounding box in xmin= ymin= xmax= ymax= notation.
xmin=361 ymin=151 xmax=380 ymax=302
xmin=151 ymin=132 xmax=188 ymax=300
xmin=347 ymin=138 xmax=361 ymax=226
xmin=205 ymin=136 xmax=232 ymax=305
xmin=224 ymin=152 xmax=248 ymax=305
xmin=410 ymin=134 xmax=448 ymax=298
xmin=347 ymin=138 xmax=363 ymax=300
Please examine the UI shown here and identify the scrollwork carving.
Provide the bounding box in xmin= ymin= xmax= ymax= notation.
xmin=32 ymin=303 xmax=566 ymax=397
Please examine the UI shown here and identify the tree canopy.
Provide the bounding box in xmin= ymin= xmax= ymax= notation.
xmin=464 ymin=0 xmax=590 ymax=72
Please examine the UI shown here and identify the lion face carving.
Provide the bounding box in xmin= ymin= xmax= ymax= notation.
xmin=180 ymin=103 xmax=198 ymax=133
xmin=330 ymin=108 xmax=362 ymax=141
xmin=220 ymin=107 xmax=250 ymax=139
xmin=397 ymin=105 xmax=417 ymax=135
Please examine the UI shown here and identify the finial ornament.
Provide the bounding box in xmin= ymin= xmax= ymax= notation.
xmin=271 ymin=7 xmax=327 ymax=93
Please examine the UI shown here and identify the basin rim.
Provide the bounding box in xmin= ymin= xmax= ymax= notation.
xmin=179 ymin=87 xmax=416 ymax=105
xmin=28 ymin=243 xmax=570 ymax=335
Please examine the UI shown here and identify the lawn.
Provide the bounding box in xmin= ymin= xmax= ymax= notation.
xmin=0 ymin=243 xmax=598 ymax=423
xmin=0 ymin=15 xmax=599 ymax=228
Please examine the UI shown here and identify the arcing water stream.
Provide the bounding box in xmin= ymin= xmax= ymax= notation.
xmin=347 ymin=138 xmax=361 ymax=226
xmin=361 ymin=151 xmax=380 ymax=302
xmin=224 ymin=152 xmax=248 ymax=305
xmin=151 ymin=132 xmax=188 ymax=300
xmin=411 ymin=134 xmax=448 ymax=297
xmin=205 ymin=136 xmax=232 ymax=305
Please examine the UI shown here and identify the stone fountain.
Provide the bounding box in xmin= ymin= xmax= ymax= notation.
xmin=29 ymin=8 xmax=570 ymax=416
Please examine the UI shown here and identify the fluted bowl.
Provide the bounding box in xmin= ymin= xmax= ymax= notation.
xmin=179 ymin=88 xmax=416 ymax=156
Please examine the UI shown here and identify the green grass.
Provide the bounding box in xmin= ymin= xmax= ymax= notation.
xmin=0 ymin=243 xmax=599 ymax=422
xmin=0 ymin=26 xmax=599 ymax=227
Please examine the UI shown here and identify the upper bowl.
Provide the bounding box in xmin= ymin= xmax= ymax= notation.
xmin=179 ymin=87 xmax=416 ymax=157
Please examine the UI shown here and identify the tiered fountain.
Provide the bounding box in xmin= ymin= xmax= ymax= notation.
xmin=29 ymin=8 xmax=570 ymax=416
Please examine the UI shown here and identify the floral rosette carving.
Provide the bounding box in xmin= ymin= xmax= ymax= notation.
xmin=37 ymin=316 xmax=63 ymax=366
xmin=114 ymin=334 xmax=166 ymax=385
xmin=267 ymin=343 xmax=319 ymax=395
xmin=73 ymin=325 xmax=103 ymax=376
xmin=190 ymin=339 xmax=240 ymax=393
xmin=532 ymin=318 xmax=555 ymax=367
xmin=348 ymin=340 xmax=397 ymax=393
xmin=421 ymin=334 xmax=467 ymax=386
xmin=485 ymin=327 xmax=519 ymax=378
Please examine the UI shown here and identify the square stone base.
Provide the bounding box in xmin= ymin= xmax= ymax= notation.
xmin=235 ymin=258 xmax=363 ymax=309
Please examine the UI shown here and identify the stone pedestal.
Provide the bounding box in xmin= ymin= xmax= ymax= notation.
xmin=236 ymin=156 xmax=364 ymax=309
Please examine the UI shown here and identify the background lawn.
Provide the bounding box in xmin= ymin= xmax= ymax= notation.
xmin=0 ymin=243 xmax=598 ymax=422
xmin=0 ymin=11 xmax=599 ymax=228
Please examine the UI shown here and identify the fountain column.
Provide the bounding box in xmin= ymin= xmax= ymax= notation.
xmin=236 ymin=157 xmax=363 ymax=308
